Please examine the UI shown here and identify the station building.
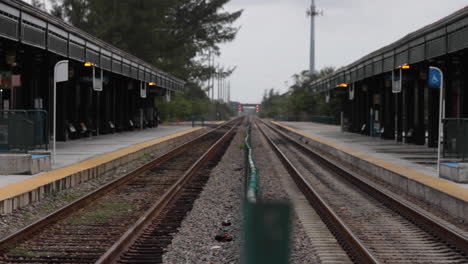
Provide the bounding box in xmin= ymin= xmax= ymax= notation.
xmin=0 ymin=0 xmax=184 ymax=147
xmin=311 ymin=7 xmax=468 ymax=159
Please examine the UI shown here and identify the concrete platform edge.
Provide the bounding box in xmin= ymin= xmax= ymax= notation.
xmin=272 ymin=121 xmax=468 ymax=221
xmin=0 ymin=127 xmax=206 ymax=214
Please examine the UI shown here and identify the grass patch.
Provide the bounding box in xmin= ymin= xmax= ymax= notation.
xmin=142 ymin=153 xmax=152 ymax=161
xmin=102 ymin=202 xmax=133 ymax=211
xmin=22 ymin=213 xmax=32 ymax=223
xmin=237 ymin=143 xmax=245 ymax=150
xmin=39 ymin=191 xmax=85 ymax=212
xmin=43 ymin=191 xmax=85 ymax=203
xmin=39 ymin=202 xmax=56 ymax=211
xmin=66 ymin=210 xmax=114 ymax=225
xmin=66 ymin=201 xmax=133 ymax=225
xmin=10 ymin=248 xmax=49 ymax=257
xmin=55 ymin=191 xmax=85 ymax=202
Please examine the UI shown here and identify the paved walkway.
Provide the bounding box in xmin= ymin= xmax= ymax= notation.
xmin=280 ymin=121 xmax=468 ymax=189
xmin=0 ymin=125 xmax=193 ymax=188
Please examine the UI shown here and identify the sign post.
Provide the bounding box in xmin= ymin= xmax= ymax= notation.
xmin=53 ymin=60 xmax=69 ymax=165
xmin=92 ymin=67 xmax=103 ymax=92
xmin=349 ymin=83 xmax=354 ymax=100
xmin=92 ymin=67 xmax=103 ymax=135
xmin=392 ymin=68 xmax=402 ymax=142
xmin=428 ymin=66 xmax=444 ymax=176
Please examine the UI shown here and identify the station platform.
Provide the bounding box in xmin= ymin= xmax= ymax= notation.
xmin=273 ymin=121 xmax=468 ymax=220
xmin=0 ymin=126 xmax=191 ymax=188
xmin=0 ymin=125 xmax=206 ymax=213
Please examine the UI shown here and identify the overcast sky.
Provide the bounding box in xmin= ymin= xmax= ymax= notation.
xmin=218 ymin=0 xmax=467 ymax=104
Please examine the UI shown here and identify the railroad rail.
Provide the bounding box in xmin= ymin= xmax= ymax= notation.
xmin=0 ymin=117 xmax=242 ymax=264
xmin=97 ymin=119 xmax=239 ymax=263
xmin=256 ymin=119 xmax=468 ymax=264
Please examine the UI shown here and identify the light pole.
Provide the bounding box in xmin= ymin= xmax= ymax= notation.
xmin=228 ymin=81 xmax=231 ymax=103
xmin=207 ymin=50 xmax=213 ymax=98
xmin=211 ymin=58 xmax=215 ymax=101
xmin=53 ymin=60 xmax=69 ymax=165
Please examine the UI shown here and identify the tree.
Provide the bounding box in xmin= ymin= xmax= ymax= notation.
xmin=50 ymin=0 xmax=90 ymax=30
xmin=31 ymin=0 xmax=45 ymax=10
xmin=48 ymin=0 xmax=242 ymax=82
xmin=49 ymin=0 xmax=64 ymax=19
xmin=260 ymin=66 xmax=340 ymax=121
xmin=47 ymin=0 xmax=241 ymax=121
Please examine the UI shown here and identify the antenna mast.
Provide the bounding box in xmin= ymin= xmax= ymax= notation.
xmin=309 ymin=0 xmax=322 ymax=74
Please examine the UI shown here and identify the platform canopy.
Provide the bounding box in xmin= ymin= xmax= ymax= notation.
xmin=0 ymin=0 xmax=185 ymax=92
xmin=311 ymin=6 xmax=468 ymax=93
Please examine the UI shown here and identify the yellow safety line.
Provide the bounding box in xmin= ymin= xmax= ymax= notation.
xmin=272 ymin=121 xmax=468 ymax=202
xmin=0 ymin=127 xmax=204 ymax=201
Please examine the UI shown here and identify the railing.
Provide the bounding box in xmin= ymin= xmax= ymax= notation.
xmin=443 ymin=118 xmax=468 ymax=161
xmin=241 ymin=119 xmax=290 ymax=264
xmin=0 ymin=110 xmax=48 ymax=153
xmin=191 ymin=115 xmax=205 ymax=127
xmin=311 ymin=115 xmax=339 ymax=125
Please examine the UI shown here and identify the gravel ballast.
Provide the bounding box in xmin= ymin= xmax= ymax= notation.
xmin=0 ymin=154 xmax=154 ymax=239
xmin=163 ymin=127 xmax=245 ymax=264
xmin=164 ymin=121 xmax=320 ymax=263
xmin=251 ymin=123 xmax=320 ymax=264
xmin=0 ymin=129 xmax=206 ymax=240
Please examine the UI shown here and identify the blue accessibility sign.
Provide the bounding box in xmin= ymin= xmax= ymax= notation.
xmin=428 ymin=66 xmax=443 ymax=89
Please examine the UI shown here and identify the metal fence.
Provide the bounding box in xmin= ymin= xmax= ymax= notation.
xmin=443 ymin=118 xmax=468 ymax=161
xmin=244 ymin=120 xmax=258 ymax=203
xmin=241 ymin=120 xmax=291 ymax=264
xmin=0 ymin=110 xmax=48 ymax=153
xmin=311 ymin=116 xmax=339 ymax=125
xmin=191 ymin=115 xmax=205 ymax=127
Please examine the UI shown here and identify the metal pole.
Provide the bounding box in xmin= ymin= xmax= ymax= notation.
xmin=393 ymin=70 xmax=398 ymax=142
xmin=93 ymin=66 xmax=100 ymax=136
xmin=53 ymin=73 xmax=56 ymax=164
xmin=140 ymin=81 xmax=144 ymax=130
xmin=399 ymin=68 xmax=403 ymax=142
xmin=211 ymin=58 xmax=215 ymax=101
xmin=228 ymin=81 xmax=231 ymax=103
xmin=207 ymin=50 xmax=212 ymax=97
xmin=52 ymin=60 xmax=69 ymax=166
xmin=395 ymin=96 xmax=398 ymax=142
xmin=310 ymin=0 xmax=316 ymax=74
xmin=140 ymin=108 xmax=144 ymax=131
xmin=341 ymin=111 xmax=344 ymax=132
xmin=97 ymin=92 xmax=100 ymax=135
xmin=217 ymin=69 xmax=220 ymax=101
xmin=437 ymin=70 xmax=444 ymax=176
xmin=223 ymin=78 xmax=226 ymax=103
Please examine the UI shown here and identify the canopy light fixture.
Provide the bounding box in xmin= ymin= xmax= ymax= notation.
xmin=84 ymin=62 xmax=95 ymax=67
xmin=336 ymin=83 xmax=348 ymax=88
xmin=149 ymin=82 xmax=156 ymax=86
xmin=401 ymin=64 xmax=410 ymax=69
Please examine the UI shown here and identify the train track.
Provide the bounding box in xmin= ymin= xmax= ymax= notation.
xmin=0 ymin=118 xmax=241 ymax=264
xmin=256 ymin=119 xmax=468 ymax=264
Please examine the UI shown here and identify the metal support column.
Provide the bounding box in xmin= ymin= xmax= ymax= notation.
xmin=415 ymin=77 xmax=425 ymax=145
xmin=428 ymin=83 xmax=439 ymax=147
